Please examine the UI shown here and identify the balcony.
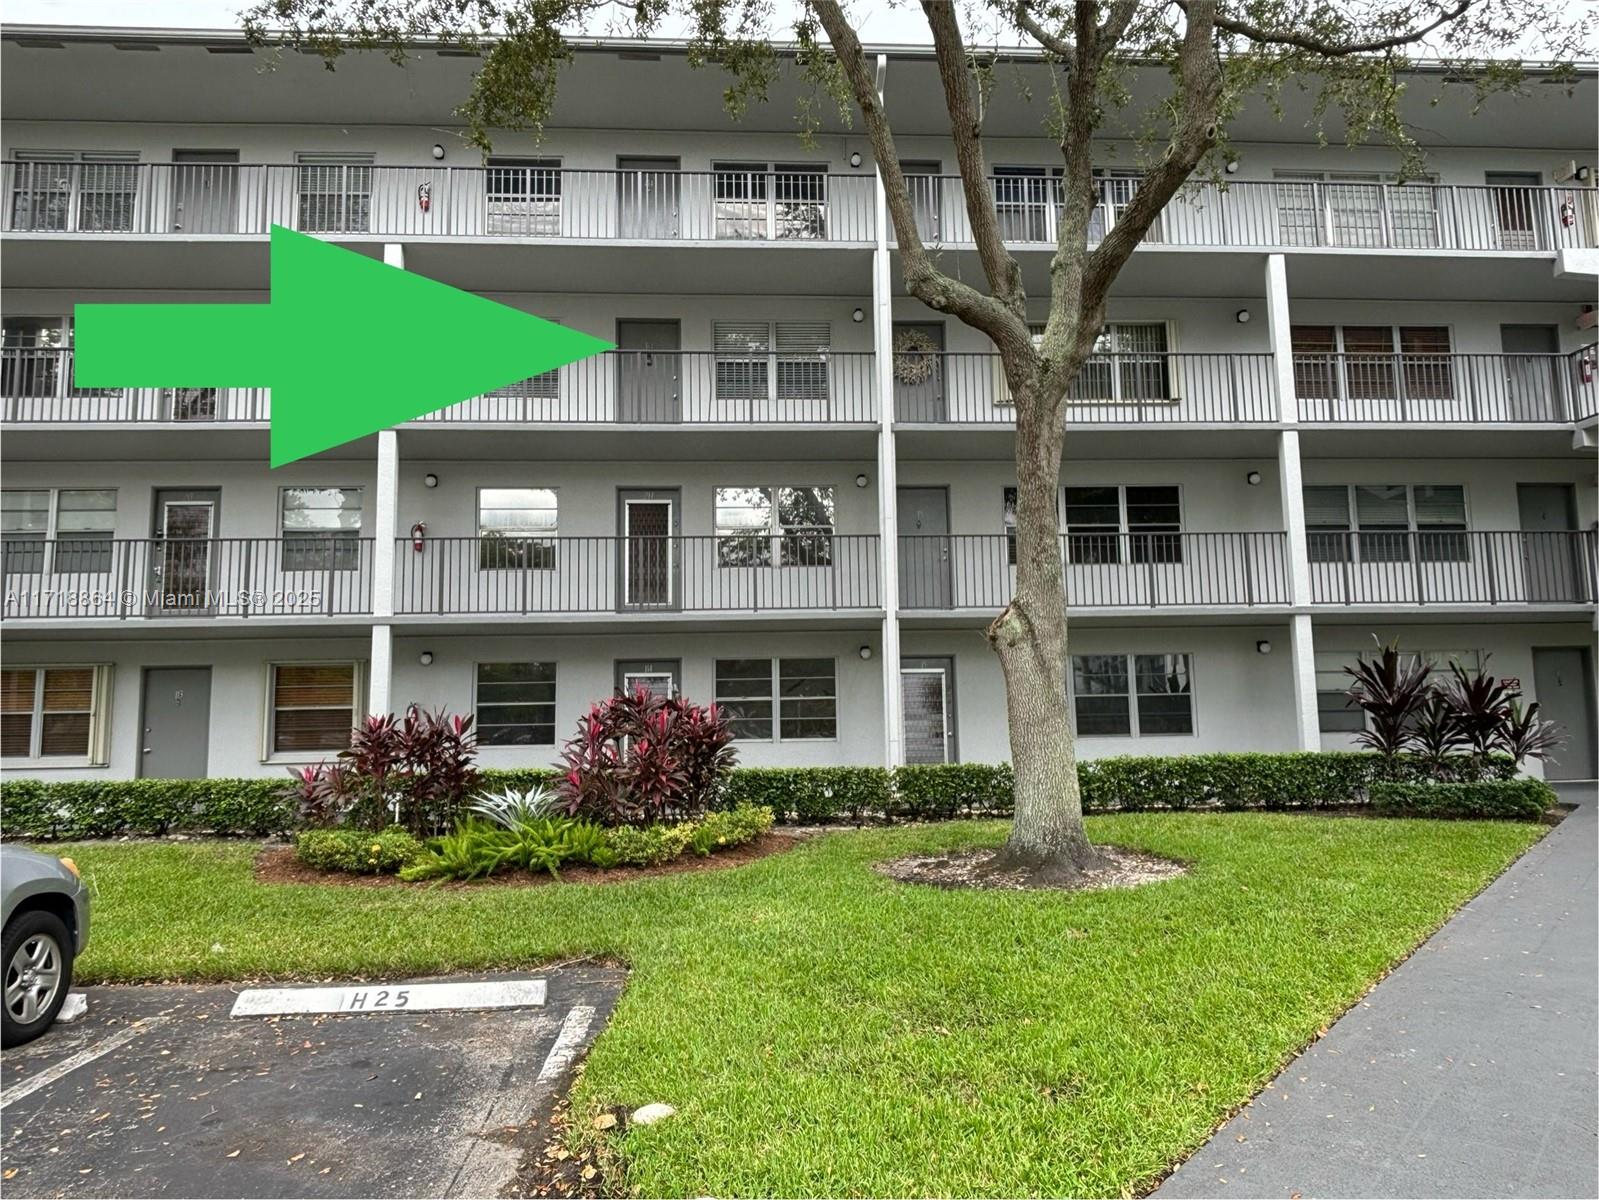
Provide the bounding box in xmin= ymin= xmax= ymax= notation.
xmin=897 ymin=533 xmax=1292 ymax=611
xmin=0 ymin=348 xmax=876 ymax=427
xmin=898 ymin=177 xmax=1599 ymax=253
xmin=2 ymin=537 xmax=375 ymax=620
xmin=892 ymin=351 xmax=1277 ymax=425
xmin=1308 ymin=530 xmax=1597 ymax=607
xmin=1 ymin=162 xmax=877 ymax=243
xmin=1294 ymin=351 xmax=1596 ymax=425
xmin=393 ymin=535 xmax=882 ymax=616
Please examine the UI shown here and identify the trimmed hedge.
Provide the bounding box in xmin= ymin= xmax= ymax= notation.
xmin=0 ymin=753 xmax=1533 ymax=839
xmin=1370 ymin=778 xmax=1555 ymax=821
xmin=295 ymin=826 xmax=427 ymax=874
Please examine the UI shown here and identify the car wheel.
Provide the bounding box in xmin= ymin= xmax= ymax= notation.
xmin=2 ymin=910 xmax=75 ymax=1048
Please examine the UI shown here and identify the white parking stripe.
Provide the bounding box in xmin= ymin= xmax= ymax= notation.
xmin=535 ymin=1004 xmax=597 ymax=1083
xmin=0 ymin=1019 xmax=161 ymax=1111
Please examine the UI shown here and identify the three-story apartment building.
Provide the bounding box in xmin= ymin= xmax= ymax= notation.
xmin=2 ymin=27 xmax=1595 ymax=783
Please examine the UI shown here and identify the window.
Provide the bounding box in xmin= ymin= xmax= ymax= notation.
xmin=1303 ymin=484 xmax=1468 ymax=564
xmin=713 ymin=162 xmax=827 ymax=239
xmin=992 ymin=166 xmax=1052 ymax=241
xmin=0 ymin=665 xmax=108 ymax=761
xmin=9 ymin=151 xmax=139 ymax=232
xmin=296 ymin=153 xmax=373 ymax=233
xmin=475 ymin=662 xmax=556 ymax=746
xmin=1062 ymin=484 xmax=1181 ymax=565
xmin=1315 ymin=649 xmax=1480 ymax=733
xmin=280 ymin=487 xmax=363 ymax=571
xmin=485 ymin=157 xmax=561 ymax=236
xmin=478 ymin=487 xmax=557 ymax=570
xmin=1003 ymin=487 xmax=1018 ymax=566
xmin=1292 ymin=325 xmax=1455 ymax=404
xmin=270 ymin=662 xmax=358 ymax=754
xmin=1070 ymin=323 xmax=1172 ymax=403
xmin=2 ymin=487 xmax=116 ymax=574
xmin=716 ymin=657 xmax=837 ymax=740
xmin=713 ymin=321 xmax=831 ymax=404
xmin=1273 ymin=170 xmax=1439 ymax=248
xmin=714 ymin=486 xmax=835 ymax=567
xmin=1071 ymin=653 xmax=1194 ymax=737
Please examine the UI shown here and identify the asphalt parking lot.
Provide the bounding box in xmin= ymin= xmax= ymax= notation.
xmin=0 ymin=966 xmax=625 ymax=1199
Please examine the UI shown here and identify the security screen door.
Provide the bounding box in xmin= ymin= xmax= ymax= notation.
xmin=1486 ymin=172 xmax=1544 ymax=250
xmin=900 ymin=659 xmax=954 ymax=764
xmin=150 ymin=489 xmax=219 ymax=613
xmin=617 ymin=156 xmax=680 ymax=238
xmin=616 ymin=320 xmax=681 ymax=423
xmin=620 ymin=492 xmax=677 ymax=609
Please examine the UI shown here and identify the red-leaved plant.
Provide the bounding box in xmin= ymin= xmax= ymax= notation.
xmin=283 ymin=706 xmax=479 ymax=836
xmin=557 ymin=686 xmax=736 ymax=826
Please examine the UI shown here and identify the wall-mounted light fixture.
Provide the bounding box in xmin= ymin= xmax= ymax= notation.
xmin=849 ymin=151 xmax=863 ymax=168
xmin=431 ymin=143 xmax=446 ymax=160
xmin=858 ymin=645 xmax=873 ymax=660
xmin=1246 ymin=470 xmax=1262 ymax=486
xmin=1235 ymin=309 xmax=1251 ymax=324
xmin=852 ymin=307 xmax=865 ymax=323
xmin=419 ymin=651 xmax=435 ymax=666
xmin=1577 ymin=165 xmax=1593 ymax=182
xmin=1224 ymin=158 xmax=1240 ymax=175
xmin=855 ymin=473 xmax=870 ymax=488
xmin=423 ymin=473 xmax=439 ymax=488
xmin=1255 ymin=640 xmax=1272 ymax=655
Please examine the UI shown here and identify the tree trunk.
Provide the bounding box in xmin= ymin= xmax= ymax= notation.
xmin=985 ymin=379 xmax=1107 ymax=881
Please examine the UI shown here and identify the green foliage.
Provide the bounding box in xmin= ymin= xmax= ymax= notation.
xmin=721 ymin=767 xmax=892 ymax=823
xmin=602 ymin=822 xmax=695 ymax=868
xmin=691 ymin=804 xmax=775 ymax=855
xmin=893 ymin=763 xmax=1015 ymax=819
xmin=1370 ymin=779 xmax=1556 ymax=821
xmin=295 ymin=826 xmax=425 ymax=874
xmin=0 ymin=777 xmax=293 ymax=840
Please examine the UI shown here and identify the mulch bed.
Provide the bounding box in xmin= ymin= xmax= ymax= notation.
xmin=874 ymin=845 xmax=1188 ymax=892
xmin=253 ymin=831 xmax=802 ymax=889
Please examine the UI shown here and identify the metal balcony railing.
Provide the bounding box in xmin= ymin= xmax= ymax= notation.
xmin=393 ymin=535 xmax=882 ymax=615
xmin=2 ymin=537 xmax=375 ymax=619
xmin=0 ymin=347 xmax=877 ymax=425
xmin=897 ymin=177 xmax=1599 ymax=252
xmin=1294 ymin=351 xmax=1597 ymax=424
xmin=897 ymin=532 xmax=1292 ymax=610
xmin=1 ymin=162 xmax=877 ymax=242
xmin=892 ymin=351 xmax=1278 ymax=424
xmin=1308 ymin=530 xmax=1597 ymax=606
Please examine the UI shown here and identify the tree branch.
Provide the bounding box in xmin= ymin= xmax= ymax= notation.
xmin=1184 ymin=0 xmax=1479 ymax=56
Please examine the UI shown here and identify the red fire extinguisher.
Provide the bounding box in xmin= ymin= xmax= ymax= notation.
xmin=418 ymin=182 xmax=432 ymax=214
xmin=1560 ymin=192 xmax=1576 ymax=227
xmin=1581 ymin=352 xmax=1596 ymax=384
xmin=410 ymin=521 xmax=427 ymax=551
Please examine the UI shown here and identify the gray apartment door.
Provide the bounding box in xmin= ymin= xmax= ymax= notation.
xmin=150 ymin=489 xmax=220 ymax=613
xmin=619 ymin=490 xmax=678 ymax=609
xmin=897 ymin=488 xmax=951 ymax=610
xmin=893 ymin=322 xmax=946 ymax=422
xmin=171 ymin=150 xmax=239 ymax=233
xmin=1501 ymin=324 xmax=1562 ymax=421
xmin=901 ymin=658 xmax=955 ymax=764
xmin=1532 ymin=647 xmax=1597 ymax=780
xmin=618 ymin=156 xmax=680 ymax=238
xmin=616 ymin=320 xmax=681 ymax=422
xmin=1486 ymin=171 xmax=1544 ymax=250
xmin=139 ymin=667 xmax=211 ymax=778
xmin=1517 ymin=483 xmax=1583 ymax=603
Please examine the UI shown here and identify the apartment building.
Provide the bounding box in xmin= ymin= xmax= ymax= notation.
xmin=1 ymin=27 xmax=1595 ymax=784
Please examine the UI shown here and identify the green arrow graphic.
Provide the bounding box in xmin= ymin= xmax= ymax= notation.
xmin=73 ymin=225 xmax=614 ymax=467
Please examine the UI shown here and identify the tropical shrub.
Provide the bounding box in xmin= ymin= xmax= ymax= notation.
xmin=601 ymin=822 xmax=696 ymax=867
xmin=557 ymin=686 xmax=737 ymax=826
xmin=1344 ymin=640 xmax=1434 ymax=761
xmin=720 ymin=766 xmax=892 ymax=823
xmin=467 ymin=782 xmax=561 ymax=830
xmin=294 ymin=826 xmax=426 ymax=874
xmin=690 ymin=804 xmax=775 ymax=855
xmin=1370 ymin=778 xmax=1556 ymax=821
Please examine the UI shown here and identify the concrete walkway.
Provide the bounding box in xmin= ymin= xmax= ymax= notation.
xmin=1158 ymin=788 xmax=1599 ymax=1199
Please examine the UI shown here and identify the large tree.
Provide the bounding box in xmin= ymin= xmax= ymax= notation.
xmin=244 ymin=0 xmax=1590 ymax=880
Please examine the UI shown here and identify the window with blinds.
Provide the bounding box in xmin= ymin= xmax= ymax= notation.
xmin=0 ymin=665 xmax=107 ymax=761
xmin=1303 ymin=483 xmax=1468 ymax=564
xmin=270 ymin=663 xmax=358 ymax=754
xmin=295 ymin=153 xmax=373 ymax=233
xmin=1272 ymin=170 xmax=1439 ymax=248
xmin=712 ymin=163 xmax=827 ymax=239
xmin=485 ymin=157 xmax=562 ymax=236
xmin=1068 ymin=323 xmax=1172 ymax=402
xmin=1290 ymin=324 xmax=1454 ymax=403
xmin=713 ymin=321 xmax=831 ymax=403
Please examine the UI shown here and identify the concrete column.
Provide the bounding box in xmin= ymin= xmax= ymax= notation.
xmin=872 ymin=53 xmax=903 ymax=768
xmin=1265 ymin=252 xmax=1319 ymax=749
xmin=368 ymin=624 xmax=394 ymax=717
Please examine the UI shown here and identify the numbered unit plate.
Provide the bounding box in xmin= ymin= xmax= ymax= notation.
xmin=229 ymin=978 xmax=548 ymax=1018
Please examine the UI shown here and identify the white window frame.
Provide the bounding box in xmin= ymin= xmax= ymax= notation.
xmin=1303 ymin=483 xmax=1471 ymax=564
xmin=278 ymin=485 xmax=364 ymax=573
xmin=477 ymin=486 xmax=558 ymax=571
xmin=711 ymin=161 xmax=828 ymax=240
xmin=9 ymin=150 xmax=141 ymax=233
xmin=1068 ymin=652 xmax=1196 ymax=738
xmin=1315 ymin=648 xmax=1482 ymax=735
xmin=1290 ymin=323 xmax=1457 ymax=404
xmin=473 ymin=660 xmax=558 ymax=748
xmin=1060 ymin=482 xmax=1184 ymax=565
xmin=713 ymin=484 xmax=836 ymax=568
xmin=294 ymin=152 xmax=375 ymax=234
xmin=713 ymin=656 xmax=838 ymax=743
xmin=2 ymin=486 xmax=118 ymax=574
xmin=0 ymin=663 xmax=113 ymax=765
xmin=1272 ymin=169 xmax=1441 ymax=248
xmin=263 ymin=660 xmax=363 ymax=761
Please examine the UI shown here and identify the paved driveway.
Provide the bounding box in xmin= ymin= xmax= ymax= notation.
xmin=1 ymin=966 xmax=624 ymax=1199
xmin=1157 ymin=794 xmax=1598 ymax=1199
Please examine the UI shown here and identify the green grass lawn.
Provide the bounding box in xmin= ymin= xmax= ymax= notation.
xmin=49 ymin=814 xmax=1539 ymax=1198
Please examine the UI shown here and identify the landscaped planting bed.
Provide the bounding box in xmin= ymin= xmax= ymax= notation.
xmin=42 ymin=813 xmax=1543 ymax=1197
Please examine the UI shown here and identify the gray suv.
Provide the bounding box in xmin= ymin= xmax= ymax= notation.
xmin=2 ymin=845 xmax=91 ymax=1047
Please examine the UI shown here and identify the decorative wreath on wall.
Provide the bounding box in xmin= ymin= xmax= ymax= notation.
xmin=892 ymin=328 xmax=940 ymax=386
